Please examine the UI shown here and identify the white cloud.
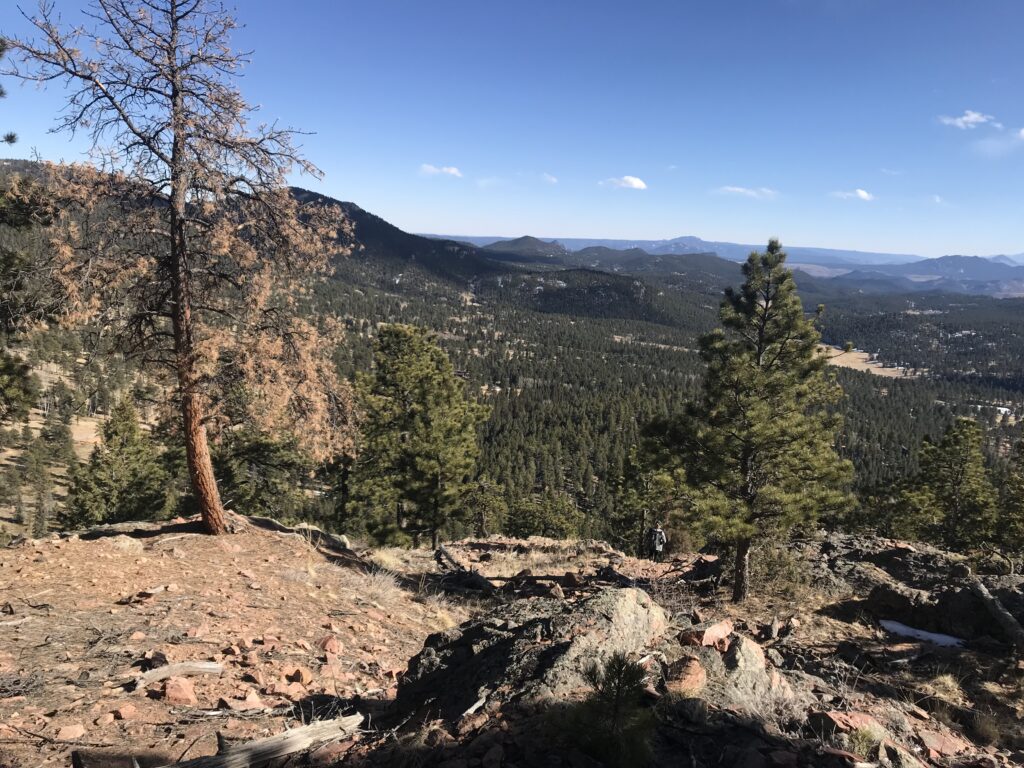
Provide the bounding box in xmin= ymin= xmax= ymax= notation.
xmin=938 ymin=110 xmax=998 ymax=130
xmin=832 ymin=189 xmax=875 ymax=201
xmin=542 ymin=172 xmax=558 ymax=185
xmin=932 ymin=194 xmax=944 ymax=204
xmin=716 ymin=185 xmax=778 ymax=200
xmin=880 ymin=167 xmax=903 ymax=176
xmin=1019 ymin=128 xmax=1024 ymax=140
xmin=600 ymin=175 xmax=647 ymax=190
xmin=420 ymin=163 xmax=463 ymax=178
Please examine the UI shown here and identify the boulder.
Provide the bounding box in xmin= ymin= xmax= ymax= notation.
xmin=666 ymin=656 xmax=707 ymax=695
xmin=723 ymin=635 xmax=769 ymax=696
xmin=397 ymin=588 xmax=668 ymax=720
xmin=808 ymin=710 xmax=886 ymax=738
xmin=917 ymin=729 xmax=971 ymax=758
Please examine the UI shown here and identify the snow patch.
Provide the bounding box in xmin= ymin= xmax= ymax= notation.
xmin=879 ymin=620 xmax=964 ymax=647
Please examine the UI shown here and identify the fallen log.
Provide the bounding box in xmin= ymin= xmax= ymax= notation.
xmin=595 ymin=565 xmax=638 ymax=587
xmin=151 ymin=714 xmax=363 ymax=768
xmin=239 ymin=514 xmax=369 ymax=571
xmin=968 ymin=577 xmax=1024 ymax=654
xmin=434 ymin=546 xmax=496 ymax=592
xmin=133 ymin=662 xmax=224 ymax=689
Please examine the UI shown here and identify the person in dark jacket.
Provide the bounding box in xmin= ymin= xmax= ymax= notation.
xmin=646 ymin=522 xmax=667 ymax=562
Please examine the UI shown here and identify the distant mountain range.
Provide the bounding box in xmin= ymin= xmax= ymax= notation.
xmin=428 ymin=233 xmax=933 ymax=267
xmin=426 ymin=233 xmax=1024 ymax=298
xmin=3 ymin=158 xmax=1022 ymax=301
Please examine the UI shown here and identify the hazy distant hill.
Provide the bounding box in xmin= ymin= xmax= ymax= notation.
xmin=429 ymin=232 xmax=924 ymax=267
xmin=870 ymin=255 xmax=1024 ymax=282
xmin=567 ymin=246 xmax=738 ymax=283
xmin=482 ymin=236 xmax=569 ymax=262
xmin=424 ymin=228 xmax=1024 ymax=298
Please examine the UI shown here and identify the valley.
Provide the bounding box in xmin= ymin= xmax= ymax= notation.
xmin=3 ymin=2 xmax=1024 ymax=765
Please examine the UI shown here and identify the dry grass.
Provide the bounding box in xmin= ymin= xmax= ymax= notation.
xmin=923 ymin=672 xmax=967 ymax=706
xmin=819 ymin=345 xmax=922 ymax=379
xmin=413 ymin=590 xmax=458 ymax=629
xmin=367 ymin=548 xmax=410 ymax=572
xmin=846 ymin=725 xmax=885 ymax=759
xmin=350 ymin=569 xmax=406 ymax=606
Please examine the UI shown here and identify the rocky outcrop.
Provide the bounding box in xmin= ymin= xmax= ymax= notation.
xmin=397 ymin=588 xmax=668 ymax=720
xmin=794 ymin=533 xmax=1024 ymax=645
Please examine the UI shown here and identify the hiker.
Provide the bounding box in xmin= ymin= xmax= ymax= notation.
xmin=646 ymin=522 xmax=667 ymax=562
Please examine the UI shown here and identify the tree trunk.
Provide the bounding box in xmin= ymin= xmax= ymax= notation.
xmin=431 ymin=528 xmax=440 ymax=550
xmin=732 ymin=538 xmax=752 ymax=603
xmin=168 ymin=16 xmax=227 ymax=536
xmin=170 ymin=192 xmax=226 ymax=536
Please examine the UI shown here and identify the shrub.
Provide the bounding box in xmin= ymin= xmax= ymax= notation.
xmin=554 ymin=652 xmax=655 ymax=768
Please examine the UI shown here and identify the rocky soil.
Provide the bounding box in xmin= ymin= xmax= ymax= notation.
xmin=1 ymin=527 xmax=1022 ymax=767
xmin=0 ymin=517 xmax=463 ymax=767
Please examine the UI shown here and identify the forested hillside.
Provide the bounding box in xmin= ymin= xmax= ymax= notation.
xmin=3 ymin=162 xmax=1023 ymax=548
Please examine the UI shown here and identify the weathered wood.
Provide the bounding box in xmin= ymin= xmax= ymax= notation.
xmin=134 ymin=662 xmax=224 ymax=689
xmin=434 ymin=545 xmax=464 ymax=572
xmin=152 ymin=714 xmax=363 ymax=768
xmin=434 ymin=546 xmax=495 ymax=592
xmin=968 ymin=577 xmax=1024 ymax=654
xmin=241 ymin=514 xmax=369 ymax=571
xmin=595 ymin=565 xmax=638 ymax=587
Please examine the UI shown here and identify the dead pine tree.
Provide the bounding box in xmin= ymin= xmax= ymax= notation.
xmin=4 ymin=0 xmax=356 ymax=533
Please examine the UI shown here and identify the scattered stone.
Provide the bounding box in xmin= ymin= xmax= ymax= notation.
xmin=680 ymin=618 xmax=734 ymax=650
xmin=285 ymin=666 xmax=314 ymax=685
xmin=113 ymin=703 xmax=138 ymax=720
xmin=808 ymin=710 xmax=885 ymax=738
xmin=319 ymin=635 xmax=342 ymax=655
xmin=308 ymin=737 xmax=357 ymax=767
xmin=56 ymin=724 xmax=86 ymax=740
xmin=162 ymin=676 xmax=198 ymax=707
xmin=219 ymin=689 xmax=264 ymax=712
xmin=918 ymin=729 xmax=971 ymax=757
xmin=666 ymin=656 xmax=706 ymax=695
xmin=93 ymin=713 xmax=114 ymax=727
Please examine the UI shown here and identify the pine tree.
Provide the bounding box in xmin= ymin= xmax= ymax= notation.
xmin=463 ymin=475 xmax=508 ymax=537
xmin=0 ymin=351 xmax=38 ymax=425
xmin=904 ymin=418 xmax=998 ymax=550
xmin=1000 ymin=439 xmax=1024 ymax=565
xmin=40 ymin=409 xmax=75 ymax=466
xmin=507 ymin=488 xmax=583 ymax=539
xmin=352 ymin=325 xmax=486 ymax=547
xmin=215 ymin=428 xmax=313 ymax=522
xmin=63 ymin=399 xmax=170 ymax=528
xmin=7 ymin=1 xmax=353 ymax=534
xmin=22 ymin=434 xmax=53 ymax=537
xmin=652 ymin=240 xmax=853 ymax=601
xmin=0 ymin=38 xmax=16 ymax=145
xmin=612 ymin=447 xmax=685 ymax=554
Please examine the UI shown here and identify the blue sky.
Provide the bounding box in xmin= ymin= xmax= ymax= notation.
xmin=4 ymin=0 xmax=1024 ymax=256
